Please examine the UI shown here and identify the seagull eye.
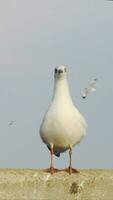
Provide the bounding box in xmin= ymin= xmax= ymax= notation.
xmin=55 ymin=68 xmax=57 ymax=73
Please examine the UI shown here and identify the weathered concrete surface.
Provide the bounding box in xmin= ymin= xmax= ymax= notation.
xmin=0 ymin=169 xmax=113 ymax=200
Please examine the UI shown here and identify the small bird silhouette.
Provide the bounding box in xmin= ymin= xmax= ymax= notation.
xmin=82 ymin=78 xmax=97 ymax=99
xmin=9 ymin=121 xmax=15 ymax=125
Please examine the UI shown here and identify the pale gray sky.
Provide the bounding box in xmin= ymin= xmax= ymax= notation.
xmin=0 ymin=0 xmax=113 ymax=169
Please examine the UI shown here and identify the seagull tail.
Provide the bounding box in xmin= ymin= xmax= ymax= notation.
xmin=47 ymin=145 xmax=60 ymax=157
xmin=55 ymin=153 xmax=60 ymax=157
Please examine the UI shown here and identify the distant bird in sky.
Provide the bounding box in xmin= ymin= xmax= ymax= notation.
xmin=40 ymin=65 xmax=87 ymax=174
xmin=9 ymin=121 xmax=15 ymax=126
xmin=82 ymin=78 xmax=97 ymax=99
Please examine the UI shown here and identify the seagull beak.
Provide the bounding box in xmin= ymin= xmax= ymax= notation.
xmin=58 ymin=69 xmax=63 ymax=74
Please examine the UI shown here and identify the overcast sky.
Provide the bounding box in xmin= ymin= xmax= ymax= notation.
xmin=0 ymin=0 xmax=113 ymax=169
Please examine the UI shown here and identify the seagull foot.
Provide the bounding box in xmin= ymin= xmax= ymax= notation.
xmin=62 ymin=167 xmax=80 ymax=175
xmin=44 ymin=167 xmax=61 ymax=174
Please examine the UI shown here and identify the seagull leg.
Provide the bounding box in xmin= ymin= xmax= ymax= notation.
xmin=50 ymin=145 xmax=54 ymax=174
xmin=45 ymin=145 xmax=60 ymax=174
xmin=68 ymin=146 xmax=79 ymax=174
xmin=68 ymin=147 xmax=72 ymax=174
xmin=62 ymin=146 xmax=79 ymax=174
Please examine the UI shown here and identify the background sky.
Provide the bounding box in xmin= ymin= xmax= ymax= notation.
xmin=0 ymin=0 xmax=113 ymax=169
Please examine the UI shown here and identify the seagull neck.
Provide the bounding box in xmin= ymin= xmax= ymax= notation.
xmin=52 ymin=78 xmax=73 ymax=104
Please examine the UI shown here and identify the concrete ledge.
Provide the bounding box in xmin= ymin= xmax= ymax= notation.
xmin=0 ymin=169 xmax=113 ymax=200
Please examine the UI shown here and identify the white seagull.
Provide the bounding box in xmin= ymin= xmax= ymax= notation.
xmin=40 ymin=65 xmax=87 ymax=174
xmin=82 ymin=78 xmax=97 ymax=99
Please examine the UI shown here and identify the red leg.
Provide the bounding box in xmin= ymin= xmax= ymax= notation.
xmin=44 ymin=145 xmax=60 ymax=174
xmin=50 ymin=145 xmax=54 ymax=174
xmin=62 ymin=146 xmax=79 ymax=174
xmin=68 ymin=147 xmax=79 ymax=174
xmin=68 ymin=147 xmax=72 ymax=174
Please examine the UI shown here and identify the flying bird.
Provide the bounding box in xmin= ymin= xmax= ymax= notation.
xmin=40 ymin=65 xmax=87 ymax=174
xmin=9 ymin=121 xmax=15 ymax=125
xmin=82 ymin=78 xmax=97 ymax=99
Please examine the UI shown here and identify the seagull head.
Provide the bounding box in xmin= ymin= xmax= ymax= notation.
xmin=54 ymin=65 xmax=67 ymax=80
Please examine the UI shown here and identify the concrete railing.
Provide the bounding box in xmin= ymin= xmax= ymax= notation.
xmin=0 ymin=169 xmax=113 ymax=200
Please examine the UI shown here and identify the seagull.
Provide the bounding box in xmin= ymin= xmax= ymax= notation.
xmin=82 ymin=78 xmax=97 ymax=99
xmin=40 ymin=65 xmax=87 ymax=174
xmin=9 ymin=121 xmax=15 ymax=126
